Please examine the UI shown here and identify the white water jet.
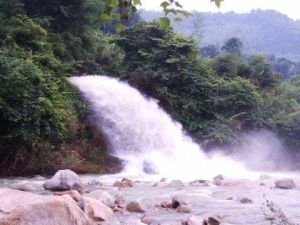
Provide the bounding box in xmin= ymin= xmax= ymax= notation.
xmin=69 ymin=75 xmax=256 ymax=180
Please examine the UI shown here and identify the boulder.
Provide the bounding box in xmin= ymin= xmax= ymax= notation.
xmin=0 ymin=188 xmax=90 ymax=225
xmin=82 ymin=197 xmax=113 ymax=222
xmin=240 ymin=197 xmax=253 ymax=204
xmin=113 ymin=178 xmax=134 ymax=188
xmin=54 ymin=190 xmax=82 ymax=202
xmin=126 ymin=201 xmax=145 ymax=213
xmin=161 ymin=201 xmax=172 ymax=208
xmin=168 ymin=180 xmax=185 ymax=188
xmin=275 ymin=179 xmax=296 ymax=189
xmin=213 ymin=175 xmax=224 ymax=186
xmin=86 ymin=190 xmax=114 ymax=207
xmin=183 ymin=216 xmax=204 ymax=225
xmin=189 ymin=180 xmax=209 ymax=187
xmin=43 ymin=169 xmax=83 ymax=192
xmin=171 ymin=197 xmax=186 ymax=209
xmin=203 ymin=217 xmax=220 ymax=225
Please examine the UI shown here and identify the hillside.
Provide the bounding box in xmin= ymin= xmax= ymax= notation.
xmin=141 ymin=10 xmax=300 ymax=61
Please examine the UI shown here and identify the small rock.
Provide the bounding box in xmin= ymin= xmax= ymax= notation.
xmin=54 ymin=190 xmax=82 ymax=202
xmin=240 ymin=197 xmax=253 ymax=204
xmin=213 ymin=175 xmax=224 ymax=186
xmin=141 ymin=216 xmax=155 ymax=224
xmin=168 ymin=180 xmax=185 ymax=188
xmin=176 ymin=205 xmax=192 ymax=213
xmin=113 ymin=178 xmax=134 ymax=188
xmin=189 ymin=180 xmax=209 ymax=187
xmin=82 ymin=197 xmax=113 ymax=221
xmin=160 ymin=178 xmax=167 ymax=182
xmin=161 ymin=201 xmax=172 ymax=208
xmin=43 ymin=169 xmax=83 ymax=193
xmin=86 ymin=190 xmax=114 ymax=207
xmin=275 ymin=179 xmax=296 ymax=189
xmin=203 ymin=217 xmax=221 ymax=225
xmin=126 ymin=201 xmax=145 ymax=213
xmin=183 ymin=216 xmax=204 ymax=225
xmin=171 ymin=197 xmax=186 ymax=209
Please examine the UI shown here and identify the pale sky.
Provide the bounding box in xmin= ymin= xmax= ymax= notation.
xmin=141 ymin=0 xmax=300 ymax=21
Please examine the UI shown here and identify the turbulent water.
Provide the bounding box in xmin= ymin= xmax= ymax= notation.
xmin=69 ymin=75 xmax=256 ymax=180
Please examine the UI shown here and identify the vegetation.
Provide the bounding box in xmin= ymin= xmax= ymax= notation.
xmin=141 ymin=10 xmax=300 ymax=62
xmin=115 ymin=24 xmax=300 ymax=152
xmin=0 ymin=0 xmax=299 ymax=175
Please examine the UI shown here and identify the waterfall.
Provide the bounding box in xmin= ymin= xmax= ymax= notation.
xmin=69 ymin=75 xmax=255 ymax=180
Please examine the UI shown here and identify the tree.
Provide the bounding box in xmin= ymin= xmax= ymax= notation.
xmin=201 ymin=44 xmax=220 ymax=58
xmin=222 ymin=37 xmax=243 ymax=55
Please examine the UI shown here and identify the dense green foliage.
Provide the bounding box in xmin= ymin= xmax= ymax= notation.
xmin=0 ymin=0 xmax=299 ymax=175
xmin=0 ymin=0 xmax=122 ymax=175
xmin=115 ymin=23 xmax=300 ymax=151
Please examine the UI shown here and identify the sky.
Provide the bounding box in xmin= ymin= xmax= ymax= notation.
xmin=140 ymin=0 xmax=300 ymax=21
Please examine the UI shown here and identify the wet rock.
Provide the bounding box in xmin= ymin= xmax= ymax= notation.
xmin=176 ymin=205 xmax=192 ymax=213
xmin=54 ymin=190 xmax=82 ymax=202
xmin=141 ymin=216 xmax=155 ymax=224
xmin=240 ymin=197 xmax=253 ymax=204
xmin=43 ymin=169 xmax=83 ymax=193
xmin=213 ymin=175 xmax=224 ymax=186
xmin=113 ymin=178 xmax=134 ymax=188
xmin=0 ymin=188 xmax=90 ymax=225
xmin=190 ymin=180 xmax=209 ymax=187
xmin=183 ymin=216 xmax=204 ymax=225
xmin=14 ymin=183 xmax=36 ymax=192
xmin=126 ymin=201 xmax=145 ymax=213
xmin=275 ymin=179 xmax=296 ymax=189
xmin=86 ymin=190 xmax=114 ymax=207
xmin=203 ymin=217 xmax=220 ymax=225
xmin=160 ymin=178 xmax=167 ymax=182
xmin=168 ymin=180 xmax=185 ymax=188
xmin=161 ymin=201 xmax=172 ymax=208
xmin=113 ymin=195 xmax=126 ymax=211
xmin=82 ymin=197 xmax=113 ymax=222
xmin=171 ymin=197 xmax=186 ymax=209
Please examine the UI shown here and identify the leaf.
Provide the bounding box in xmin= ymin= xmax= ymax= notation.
xmin=115 ymin=23 xmax=125 ymax=32
xmin=159 ymin=17 xmax=171 ymax=29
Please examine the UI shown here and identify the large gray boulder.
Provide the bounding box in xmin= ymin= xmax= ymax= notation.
xmin=43 ymin=169 xmax=83 ymax=192
xmin=275 ymin=179 xmax=296 ymax=189
xmin=0 ymin=188 xmax=90 ymax=225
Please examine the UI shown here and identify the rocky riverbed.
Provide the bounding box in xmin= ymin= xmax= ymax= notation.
xmin=0 ymin=170 xmax=300 ymax=225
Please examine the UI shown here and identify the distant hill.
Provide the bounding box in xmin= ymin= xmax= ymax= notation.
xmin=141 ymin=10 xmax=300 ymax=61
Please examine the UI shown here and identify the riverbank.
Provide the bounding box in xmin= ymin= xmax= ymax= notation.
xmin=0 ymin=170 xmax=299 ymax=225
